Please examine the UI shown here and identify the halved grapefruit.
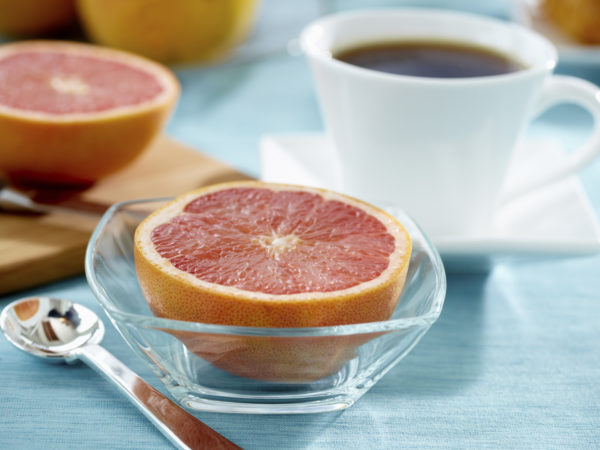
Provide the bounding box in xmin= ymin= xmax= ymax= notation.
xmin=134 ymin=181 xmax=412 ymax=381
xmin=0 ymin=40 xmax=179 ymax=186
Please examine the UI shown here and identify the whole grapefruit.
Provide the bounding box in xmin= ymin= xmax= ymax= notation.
xmin=134 ymin=181 xmax=412 ymax=381
xmin=0 ymin=41 xmax=179 ymax=186
xmin=76 ymin=0 xmax=260 ymax=64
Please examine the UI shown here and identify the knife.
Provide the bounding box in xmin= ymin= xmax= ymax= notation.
xmin=0 ymin=179 xmax=109 ymax=216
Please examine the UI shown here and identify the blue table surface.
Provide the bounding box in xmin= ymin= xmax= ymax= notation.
xmin=1 ymin=1 xmax=599 ymax=449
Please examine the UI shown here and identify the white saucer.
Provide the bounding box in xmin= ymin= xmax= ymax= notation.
xmin=259 ymin=133 xmax=600 ymax=272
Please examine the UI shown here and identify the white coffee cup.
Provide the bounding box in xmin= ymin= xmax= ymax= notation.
xmin=300 ymin=8 xmax=600 ymax=238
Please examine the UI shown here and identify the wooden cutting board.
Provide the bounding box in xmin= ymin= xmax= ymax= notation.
xmin=0 ymin=136 xmax=251 ymax=295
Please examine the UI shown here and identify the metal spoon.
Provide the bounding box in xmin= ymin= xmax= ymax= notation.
xmin=0 ymin=296 xmax=240 ymax=450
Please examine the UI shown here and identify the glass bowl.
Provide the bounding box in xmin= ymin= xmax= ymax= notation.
xmin=85 ymin=198 xmax=446 ymax=414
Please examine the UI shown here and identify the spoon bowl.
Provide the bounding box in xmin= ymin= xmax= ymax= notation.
xmin=0 ymin=296 xmax=240 ymax=450
xmin=1 ymin=297 xmax=104 ymax=360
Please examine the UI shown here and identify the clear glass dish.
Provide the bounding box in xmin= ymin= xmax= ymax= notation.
xmin=85 ymin=198 xmax=446 ymax=414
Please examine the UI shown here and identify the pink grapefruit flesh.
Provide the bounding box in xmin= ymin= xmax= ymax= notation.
xmin=0 ymin=52 xmax=165 ymax=113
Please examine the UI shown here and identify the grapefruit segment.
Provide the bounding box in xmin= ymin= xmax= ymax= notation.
xmin=0 ymin=40 xmax=179 ymax=186
xmin=134 ymin=181 xmax=412 ymax=381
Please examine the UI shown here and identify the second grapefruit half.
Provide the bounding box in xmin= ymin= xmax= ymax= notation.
xmin=0 ymin=40 xmax=179 ymax=186
xmin=134 ymin=181 xmax=412 ymax=381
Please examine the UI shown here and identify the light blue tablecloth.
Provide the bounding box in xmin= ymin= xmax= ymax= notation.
xmin=1 ymin=1 xmax=599 ymax=449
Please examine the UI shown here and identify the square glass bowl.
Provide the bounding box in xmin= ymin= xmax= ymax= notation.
xmin=85 ymin=198 xmax=445 ymax=414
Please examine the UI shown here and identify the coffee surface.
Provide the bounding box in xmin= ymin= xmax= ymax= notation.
xmin=334 ymin=40 xmax=524 ymax=78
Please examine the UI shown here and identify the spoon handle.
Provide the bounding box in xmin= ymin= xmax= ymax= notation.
xmin=76 ymin=343 xmax=240 ymax=450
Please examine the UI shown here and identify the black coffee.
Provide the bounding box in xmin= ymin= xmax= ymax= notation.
xmin=334 ymin=40 xmax=525 ymax=78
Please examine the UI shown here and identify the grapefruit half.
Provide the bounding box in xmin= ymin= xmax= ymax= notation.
xmin=134 ymin=181 xmax=412 ymax=381
xmin=0 ymin=40 xmax=179 ymax=186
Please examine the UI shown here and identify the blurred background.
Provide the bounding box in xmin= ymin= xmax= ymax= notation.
xmin=0 ymin=0 xmax=597 ymax=183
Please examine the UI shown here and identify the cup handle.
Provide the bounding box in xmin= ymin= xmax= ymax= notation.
xmin=501 ymin=75 xmax=600 ymax=204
